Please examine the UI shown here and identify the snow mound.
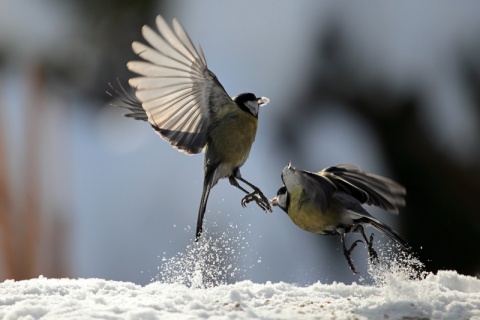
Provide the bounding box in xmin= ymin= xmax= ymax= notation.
xmin=1 ymin=270 xmax=479 ymax=319
xmin=1 ymin=233 xmax=479 ymax=319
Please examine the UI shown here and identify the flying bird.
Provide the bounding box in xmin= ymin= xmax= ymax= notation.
xmin=270 ymin=163 xmax=408 ymax=273
xmin=110 ymin=15 xmax=272 ymax=241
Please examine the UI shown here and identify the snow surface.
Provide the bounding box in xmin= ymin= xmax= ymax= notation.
xmin=1 ymin=270 xmax=480 ymax=319
xmin=1 ymin=236 xmax=480 ymax=320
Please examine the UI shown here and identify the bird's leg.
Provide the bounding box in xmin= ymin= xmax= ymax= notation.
xmin=228 ymin=177 xmax=268 ymax=211
xmin=231 ymin=176 xmax=272 ymax=212
xmin=340 ymin=231 xmax=363 ymax=274
xmin=358 ymin=225 xmax=378 ymax=263
xmin=228 ymin=176 xmax=251 ymax=194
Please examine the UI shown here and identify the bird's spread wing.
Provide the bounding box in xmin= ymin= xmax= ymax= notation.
xmin=319 ymin=164 xmax=406 ymax=214
xmin=127 ymin=15 xmax=232 ymax=154
xmin=293 ymin=169 xmax=337 ymax=213
xmin=107 ymin=80 xmax=147 ymax=122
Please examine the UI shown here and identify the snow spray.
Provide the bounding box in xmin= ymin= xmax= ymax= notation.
xmin=366 ymin=242 xmax=427 ymax=286
xmin=155 ymin=222 xmax=259 ymax=288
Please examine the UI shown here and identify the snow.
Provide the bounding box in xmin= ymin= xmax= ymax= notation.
xmin=1 ymin=237 xmax=480 ymax=320
xmin=1 ymin=271 xmax=480 ymax=319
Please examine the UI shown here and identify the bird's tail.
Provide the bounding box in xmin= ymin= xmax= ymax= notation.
xmin=367 ymin=217 xmax=409 ymax=249
xmin=196 ymin=171 xmax=214 ymax=242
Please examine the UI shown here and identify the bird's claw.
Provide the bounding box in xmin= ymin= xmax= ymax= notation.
xmin=344 ymin=239 xmax=363 ymax=274
xmin=366 ymin=233 xmax=379 ymax=263
xmin=241 ymin=192 xmax=272 ymax=213
xmin=347 ymin=239 xmax=364 ymax=254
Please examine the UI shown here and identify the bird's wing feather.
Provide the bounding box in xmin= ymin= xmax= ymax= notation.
xmin=294 ymin=169 xmax=337 ymax=213
xmin=319 ymin=164 xmax=406 ymax=214
xmin=107 ymin=80 xmax=148 ymax=122
xmin=127 ymin=16 xmax=232 ymax=154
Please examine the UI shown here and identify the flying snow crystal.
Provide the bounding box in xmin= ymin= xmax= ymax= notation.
xmin=366 ymin=241 xmax=427 ymax=286
xmin=157 ymin=223 xmax=258 ymax=288
xmin=156 ymin=222 xmax=424 ymax=290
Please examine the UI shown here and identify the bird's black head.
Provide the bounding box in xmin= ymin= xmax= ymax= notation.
xmin=233 ymin=93 xmax=269 ymax=117
xmin=270 ymin=185 xmax=289 ymax=214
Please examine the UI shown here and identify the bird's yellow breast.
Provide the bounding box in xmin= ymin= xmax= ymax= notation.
xmin=287 ymin=186 xmax=337 ymax=234
xmin=210 ymin=104 xmax=258 ymax=168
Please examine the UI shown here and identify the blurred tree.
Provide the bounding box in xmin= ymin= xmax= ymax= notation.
xmin=0 ymin=65 xmax=44 ymax=280
xmin=0 ymin=0 xmax=163 ymax=281
xmin=0 ymin=80 xmax=15 ymax=279
xmin=64 ymin=0 xmax=159 ymax=100
xmin=21 ymin=0 xmax=161 ymax=104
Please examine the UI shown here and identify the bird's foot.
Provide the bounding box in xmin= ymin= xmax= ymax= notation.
xmin=241 ymin=191 xmax=272 ymax=213
xmin=343 ymin=239 xmax=363 ymax=274
xmin=366 ymin=233 xmax=379 ymax=263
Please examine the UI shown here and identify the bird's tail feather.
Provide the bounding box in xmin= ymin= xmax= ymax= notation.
xmin=368 ymin=218 xmax=409 ymax=249
xmin=196 ymin=172 xmax=214 ymax=242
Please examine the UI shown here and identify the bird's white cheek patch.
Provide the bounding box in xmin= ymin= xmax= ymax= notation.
xmin=245 ymin=101 xmax=260 ymax=116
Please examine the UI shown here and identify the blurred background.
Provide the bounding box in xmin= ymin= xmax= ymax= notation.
xmin=1 ymin=0 xmax=479 ymax=285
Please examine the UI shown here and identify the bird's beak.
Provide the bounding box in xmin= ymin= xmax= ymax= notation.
xmin=258 ymin=97 xmax=270 ymax=107
xmin=269 ymin=197 xmax=278 ymax=206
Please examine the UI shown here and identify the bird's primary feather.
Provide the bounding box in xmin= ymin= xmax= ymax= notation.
xmin=127 ymin=16 xmax=233 ymax=154
xmin=304 ymin=164 xmax=406 ymax=214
